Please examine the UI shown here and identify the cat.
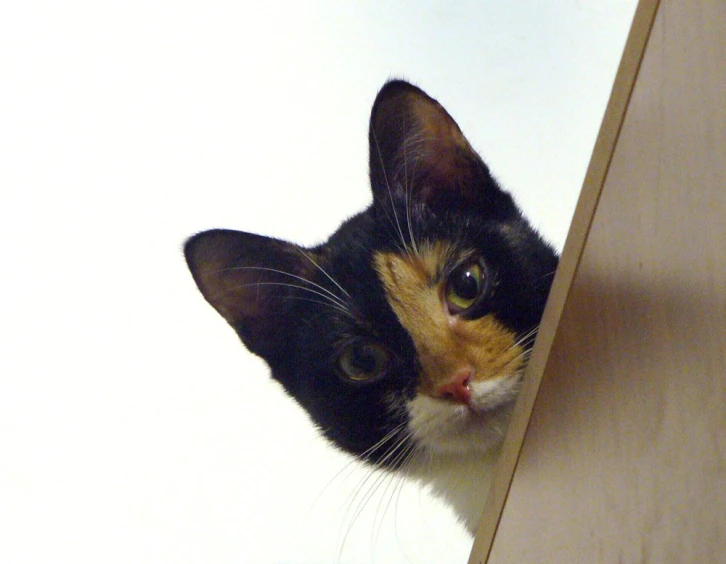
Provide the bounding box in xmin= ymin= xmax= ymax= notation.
xmin=184 ymin=79 xmax=558 ymax=533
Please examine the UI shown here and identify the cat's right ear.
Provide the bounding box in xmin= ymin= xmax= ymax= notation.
xmin=184 ymin=229 xmax=308 ymax=360
xmin=368 ymin=80 xmax=517 ymax=219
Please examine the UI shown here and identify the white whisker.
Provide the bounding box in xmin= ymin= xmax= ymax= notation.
xmin=372 ymin=440 xmax=418 ymax=550
xmin=371 ymin=128 xmax=411 ymax=256
xmin=391 ymin=447 xmax=421 ymax=564
xmin=220 ymin=281 xmax=351 ymax=317
xmin=338 ymin=466 xmax=384 ymax=559
xmin=296 ymin=248 xmax=351 ymax=299
xmin=311 ymin=422 xmax=409 ymax=515
xmin=512 ymin=324 xmax=540 ymax=351
xmin=401 ymin=117 xmax=421 ymax=259
xmin=225 ymin=265 xmax=349 ymax=310
xmin=337 ymin=427 xmax=412 ymax=558
xmin=540 ymin=269 xmax=558 ymax=281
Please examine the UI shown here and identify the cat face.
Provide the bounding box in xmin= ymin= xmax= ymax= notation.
xmin=185 ymin=80 xmax=558 ymax=468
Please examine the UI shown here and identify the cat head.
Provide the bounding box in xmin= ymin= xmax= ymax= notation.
xmin=185 ymin=80 xmax=558 ymax=467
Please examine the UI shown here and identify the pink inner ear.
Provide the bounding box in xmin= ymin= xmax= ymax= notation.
xmin=185 ymin=232 xmax=260 ymax=325
xmin=410 ymin=96 xmax=471 ymax=152
xmin=185 ymin=229 xmax=309 ymax=327
xmin=209 ymin=264 xmax=270 ymax=323
xmin=374 ymin=84 xmax=484 ymax=210
xmin=402 ymin=96 xmax=475 ymax=188
xmin=418 ymin=140 xmax=476 ymax=191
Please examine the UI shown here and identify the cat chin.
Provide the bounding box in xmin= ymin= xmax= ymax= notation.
xmin=405 ymin=373 xmax=520 ymax=456
xmin=407 ymin=398 xmax=513 ymax=455
xmin=403 ymin=380 xmax=518 ymax=533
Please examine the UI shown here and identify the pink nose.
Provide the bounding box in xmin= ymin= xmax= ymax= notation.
xmin=435 ymin=370 xmax=472 ymax=404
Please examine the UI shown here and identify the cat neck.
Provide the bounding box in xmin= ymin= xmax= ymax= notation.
xmin=405 ymin=446 xmax=501 ymax=534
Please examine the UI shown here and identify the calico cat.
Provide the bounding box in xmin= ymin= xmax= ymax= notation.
xmin=184 ymin=80 xmax=558 ymax=533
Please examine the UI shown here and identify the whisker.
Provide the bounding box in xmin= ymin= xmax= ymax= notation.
xmin=401 ymin=118 xmax=421 ymax=259
xmin=390 ymin=446 xmax=421 ymax=564
xmin=512 ymin=324 xmax=540 ymax=350
xmin=338 ymin=466 xmax=385 ymax=560
xmin=371 ymin=128 xmax=411 ymax=256
xmin=372 ymin=439 xmax=418 ymax=548
xmin=379 ymin=219 xmax=410 ymax=257
xmin=311 ymin=422 xmax=409 ymax=513
xmin=500 ymin=325 xmax=540 ymax=359
xmin=315 ymin=423 xmax=410 ymax=559
xmin=337 ymin=427 xmax=412 ymax=557
xmin=498 ymin=337 xmax=538 ymax=381
xmin=283 ymin=296 xmax=353 ymax=317
xmin=361 ymin=423 xmax=411 ymax=460
xmin=375 ymin=429 xmax=413 ymax=469
xmin=295 ymin=247 xmax=351 ymax=299
xmin=224 ymin=265 xmax=349 ymax=310
xmin=216 ymin=281 xmax=351 ymax=317
xmin=540 ymin=269 xmax=558 ymax=281
xmin=503 ymin=348 xmax=531 ymax=373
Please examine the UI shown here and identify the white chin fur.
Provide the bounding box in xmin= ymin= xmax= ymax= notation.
xmin=402 ymin=374 xmax=521 ymax=533
xmin=405 ymin=373 xmax=520 ymax=455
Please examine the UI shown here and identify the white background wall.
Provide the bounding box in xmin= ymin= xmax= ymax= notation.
xmin=0 ymin=2 xmax=635 ymax=563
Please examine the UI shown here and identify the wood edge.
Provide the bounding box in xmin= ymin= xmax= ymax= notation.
xmin=467 ymin=1 xmax=662 ymax=561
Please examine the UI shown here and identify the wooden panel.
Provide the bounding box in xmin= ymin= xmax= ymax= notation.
xmin=470 ymin=0 xmax=726 ymax=561
xmin=468 ymin=0 xmax=661 ymax=559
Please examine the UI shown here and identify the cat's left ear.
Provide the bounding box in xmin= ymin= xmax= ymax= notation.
xmin=184 ymin=229 xmax=312 ymax=361
xmin=368 ymin=80 xmax=516 ymax=218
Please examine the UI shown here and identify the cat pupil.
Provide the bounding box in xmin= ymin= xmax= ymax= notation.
xmin=453 ymin=269 xmax=479 ymax=300
xmin=338 ymin=342 xmax=389 ymax=381
xmin=445 ymin=262 xmax=486 ymax=314
xmin=351 ymin=345 xmax=378 ymax=373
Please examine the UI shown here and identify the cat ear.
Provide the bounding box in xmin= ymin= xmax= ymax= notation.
xmin=368 ymin=80 xmax=516 ymax=218
xmin=184 ymin=229 xmax=309 ymax=360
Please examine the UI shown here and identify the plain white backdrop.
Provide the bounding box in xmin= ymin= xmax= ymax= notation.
xmin=1 ymin=1 xmax=636 ymax=563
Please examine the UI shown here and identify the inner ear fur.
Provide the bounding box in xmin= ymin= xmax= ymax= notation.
xmin=368 ymin=80 xmax=516 ymax=218
xmin=184 ymin=229 xmax=311 ymax=359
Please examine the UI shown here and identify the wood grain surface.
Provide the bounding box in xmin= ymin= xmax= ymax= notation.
xmin=469 ymin=0 xmax=726 ymax=561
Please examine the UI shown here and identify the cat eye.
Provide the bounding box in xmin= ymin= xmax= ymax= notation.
xmin=445 ymin=261 xmax=487 ymax=314
xmin=336 ymin=341 xmax=390 ymax=383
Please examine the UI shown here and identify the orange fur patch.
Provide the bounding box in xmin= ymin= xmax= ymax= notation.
xmin=374 ymin=246 xmax=524 ymax=396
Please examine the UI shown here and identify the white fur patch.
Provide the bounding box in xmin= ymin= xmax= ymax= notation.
xmin=405 ymin=372 xmax=521 ymax=455
xmin=401 ymin=373 xmax=522 ymax=532
xmin=405 ymin=446 xmax=502 ymax=533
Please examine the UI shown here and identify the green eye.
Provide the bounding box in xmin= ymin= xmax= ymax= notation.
xmin=337 ymin=342 xmax=390 ymax=382
xmin=445 ymin=261 xmax=486 ymax=314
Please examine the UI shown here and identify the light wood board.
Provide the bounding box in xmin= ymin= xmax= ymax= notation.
xmin=469 ymin=0 xmax=726 ymax=561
